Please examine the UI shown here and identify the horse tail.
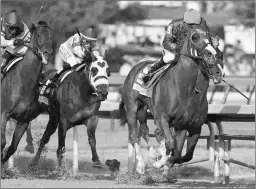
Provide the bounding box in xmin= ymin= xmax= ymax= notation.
xmin=119 ymin=97 xmax=127 ymax=126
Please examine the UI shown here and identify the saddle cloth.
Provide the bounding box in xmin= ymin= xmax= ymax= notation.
xmin=38 ymin=63 xmax=86 ymax=106
xmin=132 ymin=62 xmax=170 ymax=98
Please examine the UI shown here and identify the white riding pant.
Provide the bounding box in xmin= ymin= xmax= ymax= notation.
xmin=162 ymin=49 xmax=175 ymax=64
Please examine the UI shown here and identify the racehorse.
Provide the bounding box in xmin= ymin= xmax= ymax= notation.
xmin=29 ymin=51 xmax=110 ymax=168
xmin=1 ymin=21 xmax=55 ymax=166
xmin=119 ymin=25 xmax=225 ymax=175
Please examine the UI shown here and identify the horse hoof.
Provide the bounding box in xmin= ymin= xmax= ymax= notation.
xmin=152 ymin=156 xmax=167 ymax=169
xmin=92 ymin=161 xmax=103 ymax=168
xmin=136 ymin=166 xmax=145 ymax=175
xmin=25 ymin=145 xmax=34 ymax=154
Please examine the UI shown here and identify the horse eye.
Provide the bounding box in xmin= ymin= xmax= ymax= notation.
xmin=106 ymin=67 xmax=111 ymax=77
xmin=91 ymin=67 xmax=98 ymax=77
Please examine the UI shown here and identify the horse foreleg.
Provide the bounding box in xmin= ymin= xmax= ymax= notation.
xmin=24 ymin=123 xmax=34 ymax=154
xmin=2 ymin=122 xmax=29 ymax=165
xmin=85 ymin=115 xmax=102 ymax=167
xmin=181 ymin=126 xmax=201 ymax=163
xmin=167 ymin=129 xmax=187 ymax=165
xmin=30 ymin=114 xmax=59 ymax=167
xmin=152 ymin=115 xmax=174 ymax=169
xmin=56 ymin=114 xmax=68 ymax=168
xmin=138 ymin=106 xmax=157 ymax=166
xmin=126 ymin=102 xmax=145 ymax=175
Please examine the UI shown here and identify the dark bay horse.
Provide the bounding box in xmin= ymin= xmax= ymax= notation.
xmin=30 ymin=52 xmax=110 ymax=167
xmin=119 ymin=25 xmax=224 ymax=175
xmin=1 ymin=21 xmax=55 ymax=166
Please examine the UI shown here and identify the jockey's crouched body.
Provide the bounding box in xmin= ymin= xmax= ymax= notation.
xmin=1 ymin=9 xmax=31 ymax=74
xmin=49 ymin=26 xmax=101 ymax=85
xmin=142 ymin=9 xmax=223 ymax=83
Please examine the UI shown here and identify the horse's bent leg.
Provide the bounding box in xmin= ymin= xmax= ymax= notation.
xmin=2 ymin=122 xmax=29 ymax=165
xmin=182 ymin=126 xmax=202 ymax=163
xmin=30 ymin=115 xmax=58 ymax=166
xmin=138 ymin=105 xmax=151 ymax=148
xmin=126 ymin=101 xmax=145 ymax=174
xmin=25 ymin=123 xmax=34 ymax=154
xmin=1 ymin=112 xmax=8 ymax=160
xmin=85 ymin=115 xmax=102 ymax=167
xmin=57 ymin=114 xmax=68 ymax=167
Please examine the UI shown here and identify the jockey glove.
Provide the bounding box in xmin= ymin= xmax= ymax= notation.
xmin=170 ymin=43 xmax=177 ymax=50
xmin=13 ymin=39 xmax=24 ymax=46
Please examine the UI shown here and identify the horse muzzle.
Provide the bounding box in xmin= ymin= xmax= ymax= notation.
xmin=96 ymin=84 xmax=109 ymax=101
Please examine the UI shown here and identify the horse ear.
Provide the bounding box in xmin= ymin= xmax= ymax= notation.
xmin=103 ymin=50 xmax=107 ymax=61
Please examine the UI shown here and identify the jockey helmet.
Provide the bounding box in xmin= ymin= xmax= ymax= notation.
xmin=81 ymin=26 xmax=97 ymax=41
xmin=183 ymin=9 xmax=201 ymax=25
xmin=4 ymin=10 xmax=24 ymax=36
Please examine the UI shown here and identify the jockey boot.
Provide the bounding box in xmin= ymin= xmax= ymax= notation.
xmin=50 ymin=66 xmax=71 ymax=87
xmin=142 ymin=57 xmax=165 ymax=83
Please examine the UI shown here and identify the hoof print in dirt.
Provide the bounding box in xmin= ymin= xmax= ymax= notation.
xmin=105 ymin=159 xmax=120 ymax=171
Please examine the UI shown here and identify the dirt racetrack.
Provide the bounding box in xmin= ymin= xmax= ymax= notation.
xmin=1 ymin=115 xmax=255 ymax=188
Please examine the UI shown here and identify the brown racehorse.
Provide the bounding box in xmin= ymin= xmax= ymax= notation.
xmin=29 ymin=51 xmax=110 ymax=168
xmin=1 ymin=21 xmax=55 ymax=166
xmin=119 ymin=25 xmax=225 ymax=175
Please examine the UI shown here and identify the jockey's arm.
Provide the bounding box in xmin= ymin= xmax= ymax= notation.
xmin=162 ymin=34 xmax=176 ymax=52
xmin=162 ymin=21 xmax=179 ymax=52
xmin=18 ymin=23 xmax=31 ymax=42
xmin=71 ymin=34 xmax=84 ymax=58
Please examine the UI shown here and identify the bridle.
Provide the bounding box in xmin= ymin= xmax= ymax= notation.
xmin=181 ymin=29 xmax=219 ymax=79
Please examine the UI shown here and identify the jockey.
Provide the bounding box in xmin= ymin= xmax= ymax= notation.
xmin=1 ymin=9 xmax=31 ymax=74
xmin=142 ymin=9 xmax=222 ymax=83
xmin=49 ymin=26 xmax=100 ymax=84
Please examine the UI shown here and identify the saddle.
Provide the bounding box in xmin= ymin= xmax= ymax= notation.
xmin=1 ymin=55 xmax=24 ymax=81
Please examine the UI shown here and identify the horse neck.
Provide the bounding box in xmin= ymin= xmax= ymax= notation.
xmin=19 ymin=33 xmax=43 ymax=82
xmin=167 ymin=39 xmax=209 ymax=95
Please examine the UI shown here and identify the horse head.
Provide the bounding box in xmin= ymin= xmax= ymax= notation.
xmin=30 ymin=21 xmax=55 ymax=65
xmin=182 ymin=25 xmax=225 ymax=84
xmin=83 ymin=50 xmax=110 ymax=100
